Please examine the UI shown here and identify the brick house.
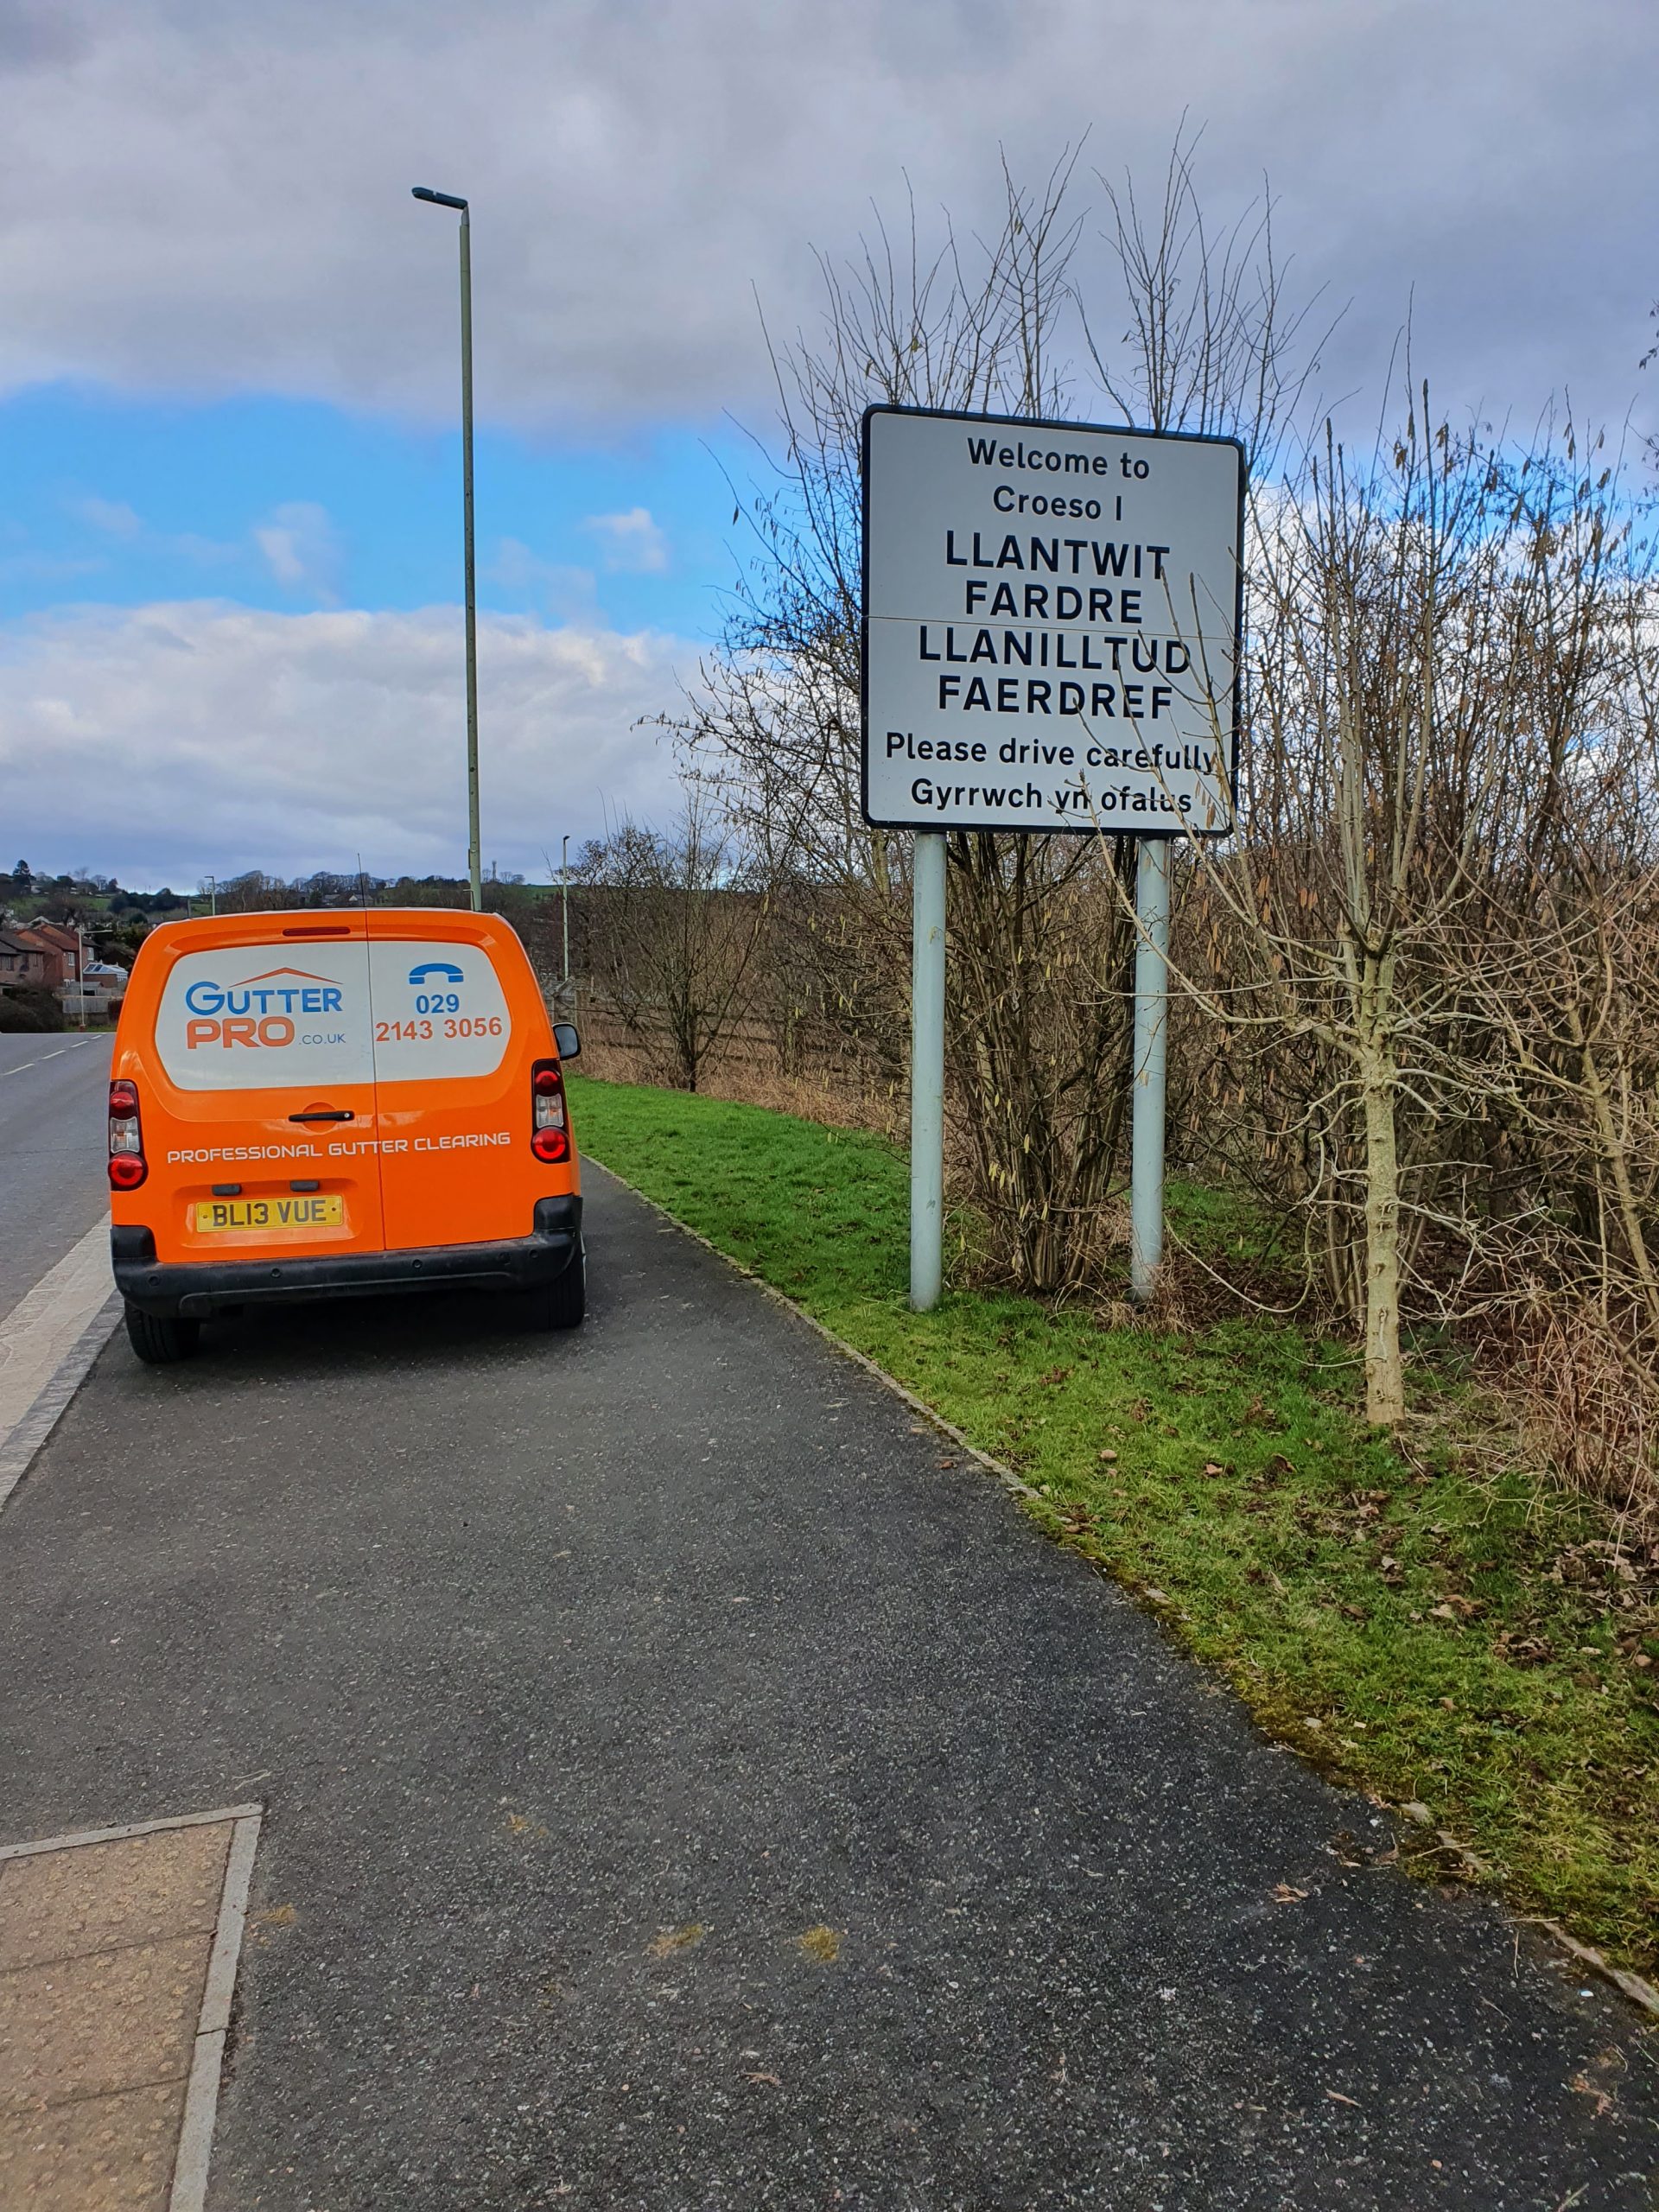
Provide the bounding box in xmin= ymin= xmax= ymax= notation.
xmin=0 ymin=930 xmax=52 ymax=989
xmin=12 ymin=921 xmax=83 ymax=988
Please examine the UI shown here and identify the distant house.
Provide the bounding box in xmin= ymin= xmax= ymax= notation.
xmin=7 ymin=924 xmax=79 ymax=990
xmin=27 ymin=921 xmax=83 ymax=985
xmin=0 ymin=930 xmax=52 ymax=991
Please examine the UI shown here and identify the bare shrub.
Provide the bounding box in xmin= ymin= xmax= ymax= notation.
xmin=1512 ymin=1306 xmax=1659 ymax=1532
xmin=574 ymin=787 xmax=767 ymax=1093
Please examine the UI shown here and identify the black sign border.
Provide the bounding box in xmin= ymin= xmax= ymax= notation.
xmin=859 ymin=402 xmax=1247 ymax=839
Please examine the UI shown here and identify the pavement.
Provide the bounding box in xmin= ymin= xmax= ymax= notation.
xmin=1 ymin=1156 xmax=1656 ymax=2208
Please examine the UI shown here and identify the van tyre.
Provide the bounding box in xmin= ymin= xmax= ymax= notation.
xmin=124 ymin=1303 xmax=200 ymax=1365
xmin=525 ymin=1248 xmax=586 ymax=1332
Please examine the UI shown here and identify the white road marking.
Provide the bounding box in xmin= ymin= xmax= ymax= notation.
xmin=0 ymin=1218 xmax=118 ymax=1510
xmin=38 ymin=1048 xmax=65 ymax=1059
xmin=4 ymin=1062 xmax=36 ymax=1075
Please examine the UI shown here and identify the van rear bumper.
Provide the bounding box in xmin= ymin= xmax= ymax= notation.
xmin=111 ymin=1196 xmax=582 ymax=1319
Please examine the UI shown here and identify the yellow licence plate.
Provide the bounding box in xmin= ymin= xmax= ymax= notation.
xmin=193 ymin=1195 xmax=345 ymax=1233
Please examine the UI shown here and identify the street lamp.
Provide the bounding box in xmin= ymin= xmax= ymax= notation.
xmin=561 ymin=833 xmax=570 ymax=995
xmin=412 ymin=185 xmax=482 ymax=913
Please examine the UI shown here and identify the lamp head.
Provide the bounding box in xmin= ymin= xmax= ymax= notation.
xmin=412 ymin=187 xmax=468 ymax=211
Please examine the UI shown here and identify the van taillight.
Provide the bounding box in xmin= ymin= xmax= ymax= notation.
xmin=531 ymin=1058 xmax=569 ymax=1163
xmin=108 ymin=1078 xmax=147 ymax=1189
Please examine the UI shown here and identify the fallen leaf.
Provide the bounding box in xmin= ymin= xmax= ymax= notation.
xmin=1272 ymin=1884 xmax=1309 ymax=1904
xmin=648 ymin=1923 xmax=709 ymax=1959
xmin=1325 ymin=2089 xmax=1360 ymax=2107
xmin=798 ymin=1924 xmax=844 ymax=1964
xmin=252 ymin=1904 xmax=296 ymax=1929
xmin=744 ymin=2070 xmax=784 ymax=2088
xmin=1568 ymin=2071 xmax=1616 ymax=2119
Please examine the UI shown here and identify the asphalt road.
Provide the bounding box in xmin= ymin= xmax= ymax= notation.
xmin=0 ymin=1029 xmax=112 ymax=1314
xmin=1 ymin=1166 xmax=1655 ymax=2208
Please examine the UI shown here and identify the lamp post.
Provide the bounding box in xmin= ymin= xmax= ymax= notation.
xmin=412 ymin=185 xmax=482 ymax=913
xmin=561 ymin=833 xmax=570 ymax=999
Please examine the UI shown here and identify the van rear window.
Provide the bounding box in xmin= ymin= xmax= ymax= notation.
xmin=152 ymin=938 xmax=514 ymax=1090
xmin=155 ymin=941 xmax=374 ymax=1092
xmin=367 ymin=941 xmax=512 ymax=1081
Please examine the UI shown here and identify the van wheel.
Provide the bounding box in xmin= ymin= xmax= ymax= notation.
xmin=525 ymin=1248 xmax=586 ymax=1332
xmin=124 ymin=1303 xmax=200 ymax=1365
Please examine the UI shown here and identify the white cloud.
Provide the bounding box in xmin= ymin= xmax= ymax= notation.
xmin=0 ymin=601 xmax=692 ymax=885
xmin=0 ymin=1 xmax=1653 ymax=439
xmin=73 ymin=493 xmax=141 ymax=537
xmin=486 ymin=537 xmax=601 ymax=622
xmin=584 ymin=506 xmax=669 ymax=575
xmin=252 ymin=500 xmax=340 ymax=601
xmin=0 ymin=550 xmax=105 ymax=583
xmin=73 ymin=494 xmax=238 ymax=567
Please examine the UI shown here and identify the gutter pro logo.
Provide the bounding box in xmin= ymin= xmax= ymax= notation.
xmin=182 ymin=967 xmax=345 ymax=1050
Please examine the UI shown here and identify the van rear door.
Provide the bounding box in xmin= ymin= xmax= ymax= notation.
xmin=147 ymin=913 xmax=385 ymax=1264
xmin=366 ymin=915 xmax=529 ymax=1251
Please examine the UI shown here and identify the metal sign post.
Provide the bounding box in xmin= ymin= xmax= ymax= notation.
xmin=861 ymin=404 xmax=1243 ymax=1311
xmin=910 ymin=831 xmax=947 ymax=1310
xmin=1129 ymin=836 xmax=1171 ymax=1300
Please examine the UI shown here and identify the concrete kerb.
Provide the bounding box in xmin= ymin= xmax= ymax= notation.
xmin=0 ymin=1289 xmax=122 ymax=1515
xmin=0 ymin=1802 xmax=263 ymax=1864
xmin=582 ymin=1156 xmax=1659 ymax=2025
xmin=170 ymin=1808 xmax=263 ymax=2212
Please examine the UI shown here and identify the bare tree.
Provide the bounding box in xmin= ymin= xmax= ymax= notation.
xmin=1158 ymin=403 xmax=1656 ymax=1432
xmin=578 ymin=786 xmax=768 ymax=1093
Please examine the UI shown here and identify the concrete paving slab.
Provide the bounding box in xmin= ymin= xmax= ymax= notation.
xmin=0 ymin=1934 xmax=207 ymax=2110
xmin=0 ymin=1810 xmax=257 ymax=2209
xmin=0 ymin=1824 xmax=230 ymax=1974
xmin=0 ymin=2078 xmax=186 ymax=2212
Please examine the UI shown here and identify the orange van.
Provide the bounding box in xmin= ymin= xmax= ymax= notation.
xmin=106 ymin=908 xmax=583 ymax=1363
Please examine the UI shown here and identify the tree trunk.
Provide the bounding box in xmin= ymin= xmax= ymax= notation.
xmin=1357 ymin=1007 xmax=1406 ymax=1427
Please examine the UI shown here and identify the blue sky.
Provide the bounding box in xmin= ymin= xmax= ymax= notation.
xmin=3 ymin=0 xmax=1656 ymax=889
xmin=0 ymin=384 xmax=741 ymax=636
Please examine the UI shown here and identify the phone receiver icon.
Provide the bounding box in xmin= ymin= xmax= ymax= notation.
xmin=408 ymin=960 xmax=465 ymax=986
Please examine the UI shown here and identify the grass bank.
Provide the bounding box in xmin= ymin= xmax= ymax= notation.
xmin=569 ymin=1073 xmax=1659 ymax=1978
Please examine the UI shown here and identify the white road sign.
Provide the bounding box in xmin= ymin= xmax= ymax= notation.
xmin=861 ymin=405 xmax=1244 ymax=836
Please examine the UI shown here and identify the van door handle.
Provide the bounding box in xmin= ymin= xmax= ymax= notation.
xmin=289 ymin=1109 xmax=354 ymax=1123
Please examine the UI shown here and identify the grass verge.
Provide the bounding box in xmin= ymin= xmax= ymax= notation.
xmin=569 ymin=1073 xmax=1659 ymax=1978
